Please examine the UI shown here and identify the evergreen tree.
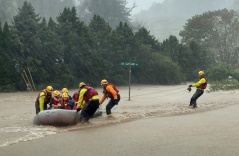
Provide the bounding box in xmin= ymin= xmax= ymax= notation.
xmin=100 ymin=22 xmax=139 ymax=83
xmin=57 ymin=7 xmax=101 ymax=86
xmin=48 ymin=17 xmax=57 ymax=31
xmin=134 ymin=27 xmax=160 ymax=50
xmin=88 ymin=15 xmax=113 ymax=79
xmin=0 ymin=22 xmax=21 ymax=91
xmin=15 ymin=0 xmax=75 ymax=20
xmin=33 ymin=17 xmax=66 ymax=87
xmin=12 ymin=2 xmax=52 ymax=88
xmin=78 ymin=0 xmax=132 ymax=28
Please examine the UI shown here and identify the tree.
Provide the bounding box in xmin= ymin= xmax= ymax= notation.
xmin=0 ymin=22 xmax=22 ymax=91
xmin=180 ymin=9 xmax=239 ymax=67
xmin=12 ymin=2 xmax=55 ymax=88
xmin=57 ymin=7 xmax=103 ymax=86
xmin=78 ymin=0 xmax=132 ymax=28
xmin=88 ymin=15 xmax=112 ymax=78
xmin=15 ymin=0 xmax=75 ymax=20
xmin=133 ymin=44 xmax=185 ymax=84
xmin=134 ymin=27 xmax=160 ymax=50
xmin=33 ymin=17 xmax=65 ymax=87
xmin=160 ymin=36 xmax=180 ymax=63
xmin=48 ymin=17 xmax=57 ymax=31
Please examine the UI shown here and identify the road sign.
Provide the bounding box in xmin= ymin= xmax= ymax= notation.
xmin=120 ymin=62 xmax=139 ymax=66
xmin=120 ymin=61 xmax=140 ymax=100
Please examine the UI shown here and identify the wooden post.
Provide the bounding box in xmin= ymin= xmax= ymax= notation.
xmin=28 ymin=68 xmax=36 ymax=91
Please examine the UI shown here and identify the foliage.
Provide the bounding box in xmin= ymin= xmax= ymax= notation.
xmin=209 ymin=80 xmax=239 ymax=91
xmin=180 ymin=9 xmax=239 ymax=68
xmin=78 ymin=0 xmax=132 ymax=28
xmin=206 ymin=63 xmax=239 ymax=81
xmin=2 ymin=1 xmax=232 ymax=92
xmin=0 ymin=22 xmax=21 ymax=92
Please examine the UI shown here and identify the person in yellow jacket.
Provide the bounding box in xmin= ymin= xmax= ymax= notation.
xmin=187 ymin=71 xmax=208 ymax=108
xmin=99 ymin=79 xmax=120 ymax=116
xmin=76 ymin=82 xmax=99 ymax=123
xmin=35 ymin=86 xmax=53 ymax=114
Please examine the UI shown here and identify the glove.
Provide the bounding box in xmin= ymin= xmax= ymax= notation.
xmin=187 ymin=87 xmax=191 ymax=92
xmin=76 ymin=108 xmax=81 ymax=112
xmin=188 ymin=85 xmax=192 ymax=88
xmin=114 ymin=99 xmax=118 ymax=105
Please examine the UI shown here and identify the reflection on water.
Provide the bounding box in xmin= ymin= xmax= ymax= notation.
xmin=0 ymin=86 xmax=237 ymax=147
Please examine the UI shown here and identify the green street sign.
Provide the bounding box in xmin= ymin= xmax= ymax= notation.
xmin=120 ymin=62 xmax=140 ymax=66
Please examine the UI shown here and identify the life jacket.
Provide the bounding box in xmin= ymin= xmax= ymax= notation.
xmin=103 ymin=83 xmax=119 ymax=98
xmin=36 ymin=89 xmax=52 ymax=104
xmin=58 ymin=99 xmax=72 ymax=110
xmin=83 ymin=86 xmax=98 ymax=102
xmin=197 ymin=78 xmax=208 ymax=89
xmin=51 ymin=97 xmax=60 ymax=105
xmin=72 ymin=91 xmax=79 ymax=102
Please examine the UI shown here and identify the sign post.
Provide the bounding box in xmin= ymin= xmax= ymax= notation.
xmin=120 ymin=62 xmax=140 ymax=101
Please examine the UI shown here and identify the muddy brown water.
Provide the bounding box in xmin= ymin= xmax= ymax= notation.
xmin=0 ymin=84 xmax=237 ymax=147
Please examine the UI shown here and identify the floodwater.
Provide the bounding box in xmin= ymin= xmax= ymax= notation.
xmin=0 ymin=84 xmax=238 ymax=148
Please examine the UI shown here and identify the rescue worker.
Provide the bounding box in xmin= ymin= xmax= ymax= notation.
xmin=76 ymin=82 xmax=99 ymax=123
xmin=187 ymin=71 xmax=207 ymax=108
xmin=61 ymin=88 xmax=72 ymax=100
xmin=99 ymin=79 xmax=120 ymax=116
xmin=72 ymin=90 xmax=80 ymax=110
xmin=49 ymin=90 xmax=61 ymax=109
xmin=35 ymin=86 xmax=53 ymax=114
xmin=57 ymin=92 xmax=74 ymax=110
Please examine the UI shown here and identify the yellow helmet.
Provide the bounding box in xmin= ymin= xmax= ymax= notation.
xmin=46 ymin=86 xmax=53 ymax=92
xmin=198 ymin=71 xmax=204 ymax=76
xmin=53 ymin=90 xmax=60 ymax=97
xmin=101 ymin=79 xmax=108 ymax=85
xmin=62 ymin=88 xmax=68 ymax=93
xmin=79 ymin=82 xmax=86 ymax=88
xmin=62 ymin=92 xmax=69 ymax=98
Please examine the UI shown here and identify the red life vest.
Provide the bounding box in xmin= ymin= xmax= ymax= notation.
xmin=83 ymin=86 xmax=98 ymax=102
xmin=58 ymin=99 xmax=72 ymax=110
xmin=197 ymin=78 xmax=208 ymax=89
xmin=36 ymin=89 xmax=52 ymax=104
xmin=51 ymin=97 xmax=60 ymax=105
xmin=103 ymin=84 xmax=119 ymax=98
xmin=72 ymin=91 xmax=79 ymax=102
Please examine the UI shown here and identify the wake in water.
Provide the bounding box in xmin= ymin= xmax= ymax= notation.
xmin=0 ymin=126 xmax=57 ymax=147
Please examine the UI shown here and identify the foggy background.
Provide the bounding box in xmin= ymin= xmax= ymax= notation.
xmin=0 ymin=0 xmax=236 ymax=41
xmin=129 ymin=0 xmax=235 ymax=41
xmin=127 ymin=0 xmax=164 ymax=14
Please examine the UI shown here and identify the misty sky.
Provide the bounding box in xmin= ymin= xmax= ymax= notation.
xmin=127 ymin=0 xmax=165 ymax=14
